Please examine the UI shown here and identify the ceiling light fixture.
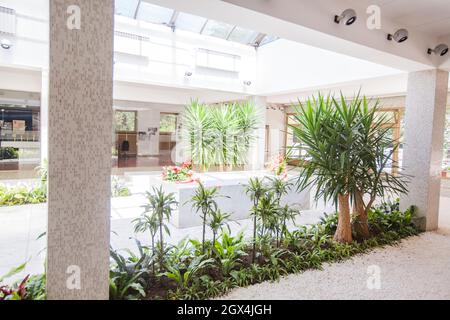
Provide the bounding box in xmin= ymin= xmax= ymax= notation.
xmin=428 ymin=44 xmax=449 ymax=56
xmin=334 ymin=9 xmax=357 ymax=25
xmin=387 ymin=29 xmax=409 ymax=43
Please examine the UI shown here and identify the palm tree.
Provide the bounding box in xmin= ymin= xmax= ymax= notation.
xmin=292 ymin=94 xmax=357 ymax=243
xmin=291 ymin=93 xmax=408 ymax=242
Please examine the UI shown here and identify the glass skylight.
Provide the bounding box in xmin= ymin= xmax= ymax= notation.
xmin=175 ymin=12 xmax=207 ymax=33
xmin=114 ymin=1 xmax=278 ymax=47
xmin=259 ymin=34 xmax=279 ymax=46
xmin=228 ymin=26 xmax=259 ymax=45
xmin=115 ymin=0 xmax=139 ymax=18
xmin=136 ymin=2 xmax=174 ymax=25
xmin=201 ymin=20 xmax=234 ymax=39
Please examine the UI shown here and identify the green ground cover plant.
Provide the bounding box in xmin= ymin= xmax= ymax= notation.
xmin=108 ymin=180 xmax=419 ymax=300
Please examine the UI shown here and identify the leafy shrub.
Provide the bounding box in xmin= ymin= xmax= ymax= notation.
xmin=0 ymin=161 xmax=48 ymax=207
xmin=111 ymin=176 xmax=131 ymax=197
xmin=0 ymin=147 xmax=19 ymax=160
xmin=0 ymin=263 xmax=46 ymax=300
xmin=0 ymin=184 xmax=46 ymax=206
xmin=111 ymin=192 xmax=419 ymax=300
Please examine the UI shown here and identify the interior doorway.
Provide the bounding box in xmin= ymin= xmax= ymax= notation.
xmin=159 ymin=112 xmax=178 ymax=163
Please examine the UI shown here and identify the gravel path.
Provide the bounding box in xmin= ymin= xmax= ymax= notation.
xmin=222 ymin=232 xmax=450 ymax=300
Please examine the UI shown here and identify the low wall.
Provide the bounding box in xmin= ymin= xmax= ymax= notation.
xmin=150 ymin=171 xmax=310 ymax=228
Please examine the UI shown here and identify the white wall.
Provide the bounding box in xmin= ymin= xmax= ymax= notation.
xmin=265 ymin=108 xmax=286 ymax=158
xmin=256 ymin=39 xmax=403 ymax=95
xmin=114 ymin=16 xmax=257 ymax=95
xmin=114 ymin=100 xmax=185 ymax=156
xmin=0 ymin=0 xmax=48 ymax=69
xmin=137 ymin=110 xmax=160 ymax=156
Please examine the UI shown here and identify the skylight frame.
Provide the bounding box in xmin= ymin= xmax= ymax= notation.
xmin=115 ymin=1 xmax=278 ymax=47
xmin=135 ymin=2 xmax=175 ymax=25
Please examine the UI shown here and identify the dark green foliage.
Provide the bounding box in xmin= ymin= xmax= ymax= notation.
xmin=109 ymin=194 xmax=418 ymax=300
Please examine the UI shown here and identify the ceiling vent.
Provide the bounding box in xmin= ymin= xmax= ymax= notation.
xmin=0 ymin=6 xmax=16 ymax=36
xmin=114 ymin=30 xmax=150 ymax=42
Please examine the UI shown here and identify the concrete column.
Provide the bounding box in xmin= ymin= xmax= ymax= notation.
xmin=47 ymin=0 xmax=114 ymax=299
xmin=248 ymin=96 xmax=267 ymax=170
xmin=400 ymin=69 xmax=449 ymax=231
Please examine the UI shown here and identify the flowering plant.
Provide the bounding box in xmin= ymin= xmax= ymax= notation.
xmin=268 ymin=154 xmax=287 ymax=178
xmin=162 ymin=160 xmax=195 ymax=183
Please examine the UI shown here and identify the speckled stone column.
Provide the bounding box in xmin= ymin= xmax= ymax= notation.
xmin=47 ymin=0 xmax=114 ymax=299
xmin=400 ymin=69 xmax=449 ymax=231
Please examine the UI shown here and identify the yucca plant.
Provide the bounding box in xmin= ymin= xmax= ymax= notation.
xmin=233 ymin=101 xmax=260 ymax=168
xmin=350 ymin=99 xmax=409 ymax=239
xmin=183 ymin=100 xmax=259 ymax=172
xmin=183 ymin=100 xmax=214 ymax=171
xmin=291 ymin=93 xmax=408 ymax=243
xmin=210 ymin=104 xmax=239 ymax=169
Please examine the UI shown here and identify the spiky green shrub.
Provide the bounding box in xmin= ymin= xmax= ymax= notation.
xmin=183 ymin=100 xmax=259 ymax=171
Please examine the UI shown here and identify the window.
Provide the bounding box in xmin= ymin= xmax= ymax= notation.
xmin=374 ymin=109 xmax=402 ymax=174
xmin=228 ymin=26 xmax=259 ymax=45
xmin=136 ymin=2 xmax=174 ymax=25
xmin=0 ymin=94 xmax=41 ymax=177
xmin=259 ymin=34 xmax=279 ymax=46
xmin=201 ymin=20 xmax=234 ymax=39
xmin=115 ymin=0 xmax=139 ymax=18
xmin=114 ymin=111 xmax=136 ymax=132
xmin=285 ymin=113 xmax=306 ymax=161
xmin=118 ymin=2 xmax=279 ymax=47
xmin=196 ymin=48 xmax=241 ymax=73
xmin=175 ymin=12 xmax=207 ymax=33
xmin=160 ymin=113 xmax=178 ymax=134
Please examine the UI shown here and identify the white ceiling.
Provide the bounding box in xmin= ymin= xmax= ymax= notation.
xmin=348 ymin=0 xmax=450 ymax=38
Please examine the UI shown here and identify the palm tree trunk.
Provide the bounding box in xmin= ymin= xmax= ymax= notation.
xmin=252 ymin=215 xmax=257 ymax=263
xmin=334 ymin=193 xmax=353 ymax=243
xmin=352 ymin=191 xmax=371 ymax=240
